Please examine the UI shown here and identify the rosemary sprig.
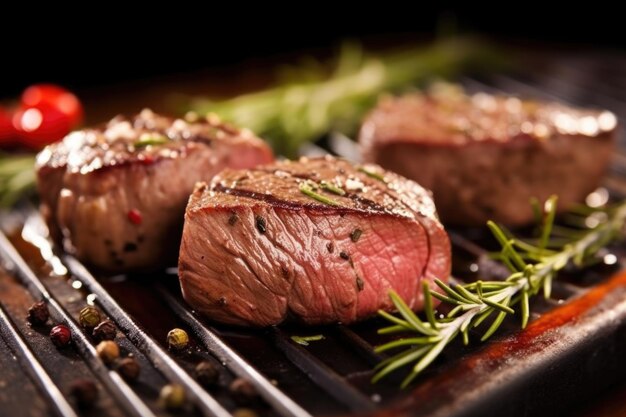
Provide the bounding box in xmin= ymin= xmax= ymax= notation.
xmin=187 ymin=38 xmax=500 ymax=157
xmin=0 ymin=38 xmax=499 ymax=208
xmin=0 ymin=153 xmax=37 ymax=207
xmin=374 ymin=196 xmax=626 ymax=388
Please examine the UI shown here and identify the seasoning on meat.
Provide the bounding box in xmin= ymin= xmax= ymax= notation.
xmin=36 ymin=109 xmax=274 ymax=271
xmin=178 ymin=156 xmax=451 ymax=326
xmin=359 ymin=86 xmax=616 ymax=226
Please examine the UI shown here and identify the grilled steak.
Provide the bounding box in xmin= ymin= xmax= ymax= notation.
xmin=178 ymin=156 xmax=451 ymax=326
xmin=359 ymin=86 xmax=617 ymax=226
xmin=36 ymin=109 xmax=274 ymax=272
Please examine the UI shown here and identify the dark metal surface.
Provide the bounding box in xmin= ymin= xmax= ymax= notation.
xmin=2 ymin=51 xmax=626 ymax=417
xmin=0 ymin=303 xmax=76 ymax=417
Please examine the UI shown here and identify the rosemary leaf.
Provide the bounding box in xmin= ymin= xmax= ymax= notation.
xmin=473 ymin=308 xmax=495 ymax=328
xmin=358 ymin=166 xmax=387 ymax=183
xmin=402 ymin=338 xmax=452 ymax=387
xmin=521 ymin=289 xmax=530 ymax=329
xmin=454 ymin=284 xmax=483 ymax=304
xmin=377 ymin=310 xmax=413 ymax=331
xmin=320 ymin=180 xmax=346 ymax=196
xmin=299 ymin=182 xmax=339 ymax=206
xmin=378 ymin=324 xmax=413 ymax=335
xmin=134 ymin=135 xmax=168 ymax=147
xmin=388 ymin=291 xmax=438 ymax=337
xmin=462 ymin=328 xmax=470 ymax=346
xmin=539 ymin=195 xmax=558 ymax=253
xmin=373 ymin=198 xmax=626 ymax=387
xmin=434 ymin=278 xmax=466 ymax=303
xmin=372 ymin=346 xmax=430 ymax=383
xmin=290 ymin=334 xmax=325 ymax=346
xmin=430 ymin=290 xmax=463 ymax=306
xmin=481 ymin=304 xmax=510 ymax=342
xmin=374 ymin=337 xmax=441 ymax=353
xmin=480 ymin=296 xmax=515 ymax=315
xmin=422 ymin=282 xmax=438 ymax=330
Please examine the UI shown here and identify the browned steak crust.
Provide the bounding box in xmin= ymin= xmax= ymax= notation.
xmin=36 ymin=109 xmax=274 ymax=271
xmin=178 ymin=156 xmax=451 ymax=326
xmin=360 ymin=86 xmax=617 ymax=226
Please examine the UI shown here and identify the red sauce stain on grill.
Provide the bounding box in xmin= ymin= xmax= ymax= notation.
xmin=480 ymin=269 xmax=626 ymax=361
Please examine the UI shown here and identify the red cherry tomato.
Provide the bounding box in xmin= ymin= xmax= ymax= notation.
xmin=0 ymin=106 xmax=16 ymax=145
xmin=21 ymin=84 xmax=83 ymax=127
xmin=13 ymin=103 xmax=71 ymax=150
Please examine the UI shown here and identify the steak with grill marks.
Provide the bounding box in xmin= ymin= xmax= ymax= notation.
xmin=36 ymin=109 xmax=274 ymax=272
xmin=178 ymin=156 xmax=451 ymax=326
xmin=359 ymin=86 xmax=617 ymax=226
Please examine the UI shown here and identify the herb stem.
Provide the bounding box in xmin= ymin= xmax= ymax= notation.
xmin=374 ymin=196 xmax=626 ymax=387
xmin=187 ymin=39 xmax=501 ymax=157
xmin=299 ymin=182 xmax=339 ymax=206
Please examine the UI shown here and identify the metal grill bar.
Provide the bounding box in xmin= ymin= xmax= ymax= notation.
xmin=62 ymin=255 xmax=232 ymax=417
xmin=1 ymin=60 xmax=623 ymax=417
xmin=334 ymin=326 xmax=385 ymax=366
xmin=270 ymin=328 xmax=376 ymax=413
xmin=517 ymin=72 xmax=626 ymax=115
xmin=0 ymin=232 xmax=156 ymax=417
xmin=155 ymin=285 xmax=313 ymax=417
xmin=449 ymin=231 xmax=488 ymax=257
xmin=0 ymin=303 xmax=78 ymax=417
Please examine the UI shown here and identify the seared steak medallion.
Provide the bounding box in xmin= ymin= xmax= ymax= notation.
xmin=36 ymin=109 xmax=274 ymax=271
xmin=360 ymin=85 xmax=617 ymax=226
xmin=178 ymin=156 xmax=451 ymax=326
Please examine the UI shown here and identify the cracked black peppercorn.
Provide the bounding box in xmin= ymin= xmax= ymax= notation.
xmin=27 ymin=301 xmax=49 ymax=326
xmin=195 ymin=361 xmax=219 ymax=387
xmin=78 ymin=306 xmax=101 ymax=329
xmin=356 ymin=276 xmax=365 ymax=291
xmin=92 ymin=320 xmax=117 ymax=341
xmin=69 ymin=379 xmax=98 ymax=409
xmin=350 ymin=228 xmax=362 ymax=242
xmin=255 ymin=215 xmax=266 ymax=234
xmin=50 ymin=325 xmax=71 ymax=347
xmin=229 ymin=378 xmax=259 ymax=404
xmin=159 ymin=384 xmax=186 ymax=410
xmin=114 ymin=357 xmax=141 ymax=382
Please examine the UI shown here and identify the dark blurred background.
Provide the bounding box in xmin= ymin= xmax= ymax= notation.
xmin=2 ymin=6 xmax=623 ymax=98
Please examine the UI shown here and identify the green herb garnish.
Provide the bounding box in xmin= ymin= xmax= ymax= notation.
xmin=320 ymin=180 xmax=346 ymax=196
xmin=0 ymin=153 xmax=36 ymax=207
xmin=0 ymin=39 xmax=501 ymax=208
xmin=358 ymin=166 xmax=387 ymax=183
xmin=299 ymin=182 xmax=339 ymax=206
xmin=291 ymin=335 xmax=325 ymax=346
xmin=187 ymin=39 xmax=501 ymax=157
xmin=134 ymin=135 xmax=168 ymax=148
xmin=373 ymin=196 xmax=626 ymax=388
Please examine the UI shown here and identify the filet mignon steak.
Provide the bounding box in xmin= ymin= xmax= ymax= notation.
xmin=359 ymin=86 xmax=617 ymax=226
xmin=36 ymin=109 xmax=274 ymax=272
xmin=178 ymin=156 xmax=451 ymax=326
